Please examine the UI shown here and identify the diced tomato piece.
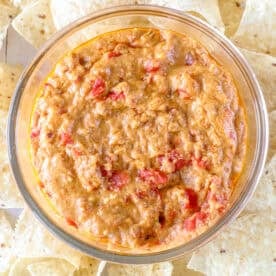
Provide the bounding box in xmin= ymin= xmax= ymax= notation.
xmin=218 ymin=206 xmax=225 ymax=214
xmin=144 ymin=60 xmax=160 ymax=73
xmin=108 ymin=171 xmax=129 ymax=191
xmin=168 ymin=150 xmax=191 ymax=169
xmin=158 ymin=150 xmax=191 ymax=172
xmin=30 ymin=128 xmax=40 ymax=139
xmin=60 ymin=132 xmax=73 ymax=145
xmin=136 ymin=190 xmax=147 ymax=199
xmin=108 ymin=91 xmax=125 ymax=101
xmin=73 ymin=148 xmax=83 ymax=156
xmin=167 ymin=149 xmax=179 ymax=161
xmin=175 ymin=159 xmax=187 ymax=171
xmin=66 ymin=218 xmax=78 ymax=228
xmin=185 ymin=188 xmax=198 ymax=210
xmin=197 ymin=158 xmax=209 ymax=169
xmin=184 ymin=212 xmax=208 ymax=231
xmin=195 ymin=211 xmax=208 ymax=224
xmin=138 ymin=169 xmax=168 ymax=187
xmin=192 ymin=155 xmax=210 ymax=170
xmin=91 ymin=78 xmax=106 ymax=98
xmin=183 ymin=217 xmax=196 ymax=231
xmin=177 ymin=89 xmax=191 ymax=99
xmin=108 ymin=51 xmax=122 ymax=58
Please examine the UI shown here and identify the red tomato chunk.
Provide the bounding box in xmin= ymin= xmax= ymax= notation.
xmin=91 ymin=78 xmax=106 ymax=98
xmin=108 ymin=91 xmax=125 ymax=101
xmin=60 ymin=132 xmax=73 ymax=145
xmin=108 ymin=171 xmax=129 ymax=191
xmin=108 ymin=51 xmax=122 ymax=58
xmin=138 ymin=169 xmax=168 ymax=187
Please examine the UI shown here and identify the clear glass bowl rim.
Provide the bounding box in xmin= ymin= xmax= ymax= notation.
xmin=7 ymin=4 xmax=269 ymax=264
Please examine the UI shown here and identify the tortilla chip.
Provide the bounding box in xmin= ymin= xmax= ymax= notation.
xmin=105 ymin=263 xmax=154 ymax=275
xmin=188 ymin=213 xmax=275 ymax=275
xmin=268 ymin=112 xmax=276 ymax=159
xmin=105 ymin=262 xmax=172 ymax=276
xmin=0 ymin=211 xmax=14 ymax=272
xmin=73 ymin=260 xmax=106 ymax=276
xmin=0 ymin=110 xmax=24 ymax=209
xmin=172 ymin=255 xmax=202 ymax=276
xmin=240 ymin=49 xmax=276 ymax=112
xmin=0 ymin=62 xmax=23 ymax=110
xmin=12 ymin=0 xmax=56 ymax=48
xmin=27 ymin=259 xmax=75 ymax=276
xmin=218 ymin=0 xmax=245 ymax=37
xmin=50 ymin=0 xmax=138 ymax=30
xmin=8 ymin=258 xmax=48 ymax=276
xmin=0 ymin=4 xmax=18 ymax=50
xmin=11 ymin=0 xmax=36 ymax=9
xmin=0 ymin=63 xmax=24 ymax=208
xmin=73 ymin=257 xmax=104 ymax=276
xmin=232 ymin=0 xmax=276 ymax=55
xmin=145 ymin=0 xmax=225 ymax=32
xmin=0 ymin=1 xmax=16 ymax=8
xmin=245 ymin=155 xmax=276 ymax=215
xmin=152 ymin=262 xmax=173 ymax=275
xmin=13 ymin=209 xmax=84 ymax=268
xmin=51 ymin=0 xmax=224 ymax=32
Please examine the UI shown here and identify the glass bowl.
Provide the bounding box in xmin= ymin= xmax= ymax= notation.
xmin=7 ymin=5 xmax=269 ymax=264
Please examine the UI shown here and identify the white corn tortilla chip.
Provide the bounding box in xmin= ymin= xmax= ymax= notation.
xmin=105 ymin=263 xmax=154 ymax=276
xmin=8 ymin=258 xmax=49 ymax=276
xmin=105 ymin=262 xmax=173 ymax=276
xmin=11 ymin=0 xmax=36 ymax=9
xmin=12 ymin=0 xmax=56 ymax=48
xmin=50 ymin=0 xmax=224 ymax=32
xmin=152 ymin=262 xmax=173 ymax=275
xmin=172 ymin=255 xmax=202 ymax=276
xmin=0 ymin=1 xmax=17 ymax=9
xmin=13 ymin=209 xmax=84 ymax=268
xmin=50 ymin=0 xmax=138 ymax=30
xmin=73 ymin=257 xmax=104 ymax=276
xmin=0 ymin=4 xmax=18 ymax=50
xmin=232 ymin=0 xmax=276 ymax=55
xmin=27 ymin=259 xmax=75 ymax=276
xmin=240 ymin=49 xmax=276 ymax=112
xmin=218 ymin=0 xmax=245 ymax=37
xmin=245 ymin=155 xmax=276 ymax=215
xmin=0 ymin=62 xmax=23 ymax=110
xmin=188 ymin=213 xmax=276 ymax=275
xmin=268 ymin=111 xmax=276 ymax=159
xmin=0 ymin=109 xmax=24 ymax=209
xmin=0 ymin=63 xmax=24 ymax=208
xmin=0 ymin=211 xmax=14 ymax=272
xmin=144 ymin=0 xmax=225 ymax=32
